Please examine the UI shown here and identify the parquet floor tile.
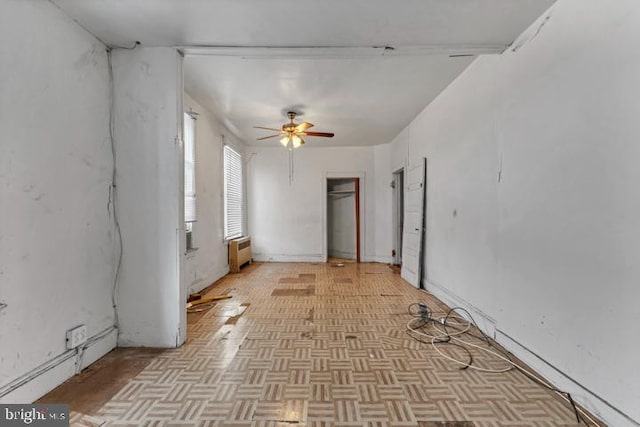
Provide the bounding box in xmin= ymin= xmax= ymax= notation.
xmin=47 ymin=262 xmax=598 ymax=426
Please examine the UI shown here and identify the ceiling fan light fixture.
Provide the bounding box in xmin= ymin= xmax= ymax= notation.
xmin=257 ymin=112 xmax=332 ymax=149
xmin=292 ymin=135 xmax=304 ymax=148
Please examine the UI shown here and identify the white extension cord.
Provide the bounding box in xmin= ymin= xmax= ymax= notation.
xmin=405 ymin=312 xmax=600 ymax=426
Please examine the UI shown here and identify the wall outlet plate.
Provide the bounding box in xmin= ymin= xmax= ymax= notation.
xmin=66 ymin=325 xmax=87 ymax=349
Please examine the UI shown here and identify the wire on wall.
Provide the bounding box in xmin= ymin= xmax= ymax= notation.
xmin=106 ymin=48 xmax=124 ymax=333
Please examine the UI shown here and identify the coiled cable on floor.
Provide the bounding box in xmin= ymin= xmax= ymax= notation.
xmin=405 ymin=302 xmax=599 ymax=426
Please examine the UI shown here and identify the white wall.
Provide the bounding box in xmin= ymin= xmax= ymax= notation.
xmin=387 ymin=0 xmax=640 ymax=424
xmin=111 ymin=47 xmax=186 ymax=347
xmin=373 ymin=143 xmax=393 ymax=262
xmin=247 ymin=146 xmax=377 ymax=262
xmin=183 ymin=93 xmax=244 ymax=294
xmin=0 ymin=0 xmax=117 ymax=402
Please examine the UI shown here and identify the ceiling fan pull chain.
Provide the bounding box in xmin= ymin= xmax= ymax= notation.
xmin=289 ymin=149 xmax=294 ymax=185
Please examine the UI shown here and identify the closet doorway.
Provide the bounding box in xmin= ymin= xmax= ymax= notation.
xmin=392 ymin=168 xmax=404 ymax=267
xmin=326 ymin=178 xmax=360 ymax=262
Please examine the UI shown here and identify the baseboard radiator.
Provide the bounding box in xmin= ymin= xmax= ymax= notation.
xmin=229 ymin=236 xmax=252 ymax=273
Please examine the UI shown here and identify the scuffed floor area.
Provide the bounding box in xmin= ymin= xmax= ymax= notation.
xmin=40 ymin=262 xmax=590 ymax=426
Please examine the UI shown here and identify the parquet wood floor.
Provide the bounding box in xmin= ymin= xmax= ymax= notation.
xmin=45 ymin=262 xmax=594 ymax=426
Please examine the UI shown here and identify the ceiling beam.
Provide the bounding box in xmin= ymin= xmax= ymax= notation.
xmin=179 ymin=44 xmax=508 ymax=59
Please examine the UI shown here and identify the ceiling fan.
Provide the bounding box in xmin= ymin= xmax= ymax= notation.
xmin=254 ymin=112 xmax=334 ymax=150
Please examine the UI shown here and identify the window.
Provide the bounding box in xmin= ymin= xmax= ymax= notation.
xmin=224 ymin=144 xmax=243 ymax=240
xmin=184 ymin=113 xmax=196 ymax=250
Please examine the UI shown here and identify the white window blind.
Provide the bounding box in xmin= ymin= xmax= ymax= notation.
xmin=224 ymin=145 xmax=243 ymax=240
xmin=184 ymin=113 xmax=197 ymax=223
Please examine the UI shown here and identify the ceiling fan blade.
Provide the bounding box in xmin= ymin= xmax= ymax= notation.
xmin=295 ymin=122 xmax=314 ymax=132
xmin=301 ymin=131 xmax=334 ymax=138
xmin=256 ymin=134 xmax=282 ymax=140
xmin=254 ymin=126 xmax=283 ymax=132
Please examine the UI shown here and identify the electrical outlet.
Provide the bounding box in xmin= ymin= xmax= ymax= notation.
xmin=66 ymin=325 xmax=87 ymax=349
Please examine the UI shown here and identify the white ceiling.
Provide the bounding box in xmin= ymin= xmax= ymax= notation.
xmin=183 ymin=55 xmax=475 ymax=147
xmin=53 ymin=0 xmax=556 ymax=147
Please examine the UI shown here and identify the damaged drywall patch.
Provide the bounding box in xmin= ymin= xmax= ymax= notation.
xmin=73 ymin=43 xmax=106 ymax=82
xmin=21 ymin=183 xmax=45 ymax=202
xmin=73 ymin=43 xmax=101 ymax=71
xmin=140 ymin=61 xmax=152 ymax=77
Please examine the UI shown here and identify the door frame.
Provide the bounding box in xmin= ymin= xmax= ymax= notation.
xmin=391 ymin=167 xmax=405 ymax=266
xmin=322 ymin=172 xmax=365 ymax=262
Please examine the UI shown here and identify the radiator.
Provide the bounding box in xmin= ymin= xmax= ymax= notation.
xmin=229 ymin=236 xmax=252 ymax=273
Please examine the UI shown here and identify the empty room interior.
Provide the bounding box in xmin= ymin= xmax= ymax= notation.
xmin=2 ymin=0 xmax=640 ymax=426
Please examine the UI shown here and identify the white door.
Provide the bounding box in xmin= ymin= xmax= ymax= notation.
xmin=401 ymin=158 xmax=426 ymax=288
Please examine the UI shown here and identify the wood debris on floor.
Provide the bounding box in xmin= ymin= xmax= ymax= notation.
xmin=187 ymin=294 xmax=232 ymax=308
